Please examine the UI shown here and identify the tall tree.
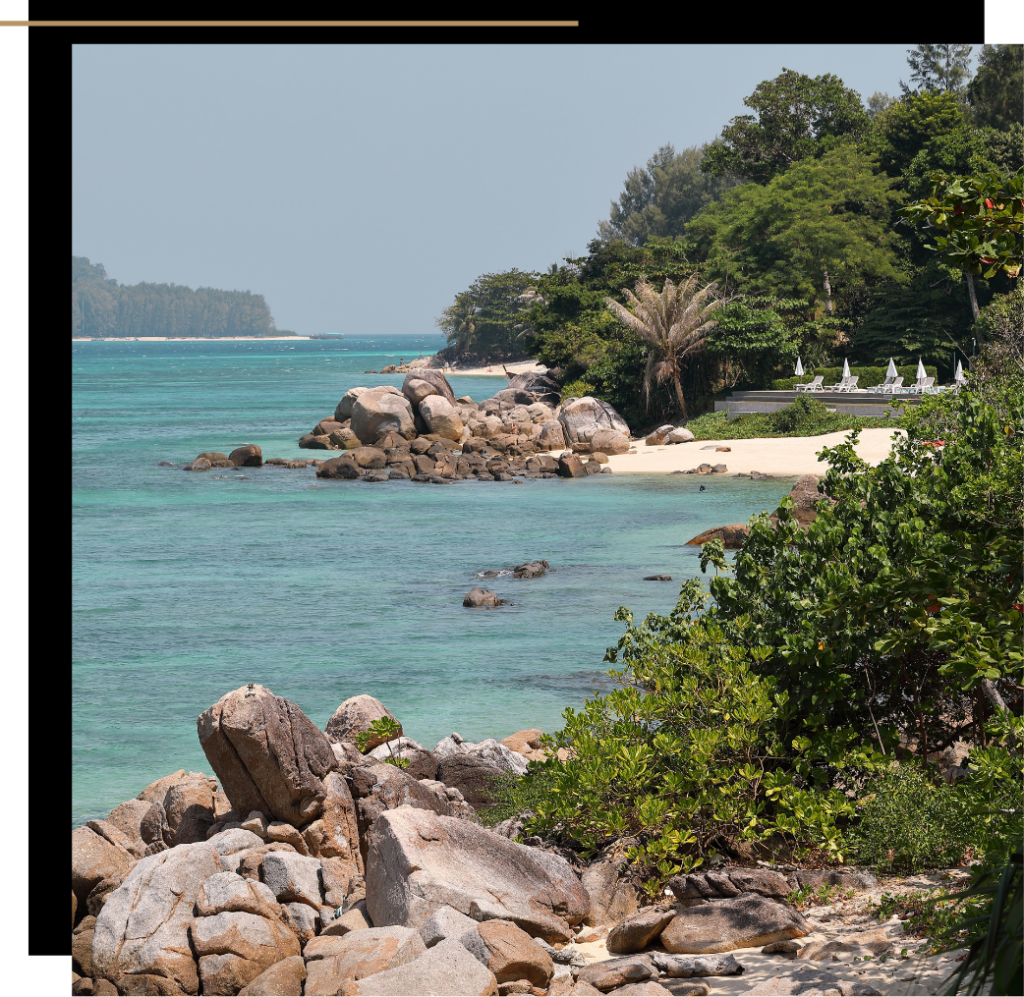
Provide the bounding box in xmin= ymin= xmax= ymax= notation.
xmin=700 ymin=69 xmax=869 ymax=184
xmin=604 ymin=275 xmax=724 ymax=417
xmin=900 ymin=44 xmax=974 ymax=96
xmin=597 ymin=144 xmax=738 ymax=246
xmin=968 ymin=44 xmax=1024 ymax=130
xmin=687 ymin=146 xmax=901 ymax=320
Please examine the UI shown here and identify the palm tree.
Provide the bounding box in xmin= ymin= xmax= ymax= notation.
xmin=605 ymin=275 xmax=725 ymax=418
xmin=436 ymin=291 xmax=478 ymax=353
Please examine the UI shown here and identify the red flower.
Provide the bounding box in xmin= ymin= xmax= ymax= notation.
xmin=985 ymin=199 xmax=995 ymax=209
xmin=1014 ymin=603 xmax=1024 ymax=614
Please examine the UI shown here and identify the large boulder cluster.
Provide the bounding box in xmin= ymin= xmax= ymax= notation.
xmin=173 ymin=371 xmax=633 ymax=483
xmin=71 ymin=683 xmax=891 ymax=996
xmin=71 ymin=686 xmax=593 ymax=996
xmin=294 ymin=372 xmax=630 ymax=483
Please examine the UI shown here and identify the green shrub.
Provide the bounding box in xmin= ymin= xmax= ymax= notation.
xmin=847 ymin=763 xmax=976 ymax=873
xmin=521 ymin=579 xmax=855 ymax=897
xmin=683 ymin=400 xmax=898 ymax=440
xmin=771 ymin=365 xmax=938 ymax=391
xmin=478 ymin=762 xmax=562 ymax=830
xmin=561 ymin=379 xmax=596 ymax=399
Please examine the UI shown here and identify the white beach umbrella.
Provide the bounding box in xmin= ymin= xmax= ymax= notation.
xmin=842 ymin=357 xmax=851 ymax=378
xmin=917 ymin=358 xmax=927 ymax=381
xmin=795 ymin=356 xmax=804 ymax=376
xmin=886 ymin=357 xmax=898 ymax=378
xmin=955 ymin=358 xmax=965 ymax=382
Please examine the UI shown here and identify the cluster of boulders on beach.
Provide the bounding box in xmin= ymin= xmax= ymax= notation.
xmin=172 ymin=369 xmax=643 ymax=484
xmin=71 ymin=682 xmax=904 ymax=997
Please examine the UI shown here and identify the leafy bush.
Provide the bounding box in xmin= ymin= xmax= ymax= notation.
xmin=847 ymin=763 xmax=976 ymax=873
xmin=771 ymin=364 xmax=938 ymax=390
xmin=516 ymin=385 xmax=1021 ymax=897
xmin=561 ymin=379 xmax=596 ymax=399
xmin=683 ymin=401 xmax=898 ymax=440
xmin=523 ymin=579 xmax=856 ymax=895
xmin=477 ymin=762 xmax=562 ymax=829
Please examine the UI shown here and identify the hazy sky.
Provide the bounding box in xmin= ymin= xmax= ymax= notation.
xmin=73 ymin=44 xmax=923 ymax=336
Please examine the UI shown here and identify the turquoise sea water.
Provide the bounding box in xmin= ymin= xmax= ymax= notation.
xmin=72 ymin=335 xmax=794 ymax=828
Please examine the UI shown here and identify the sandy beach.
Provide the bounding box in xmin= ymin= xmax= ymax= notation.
xmin=588 ymin=428 xmax=905 ymax=478
xmin=443 ymin=361 xmax=548 ymax=378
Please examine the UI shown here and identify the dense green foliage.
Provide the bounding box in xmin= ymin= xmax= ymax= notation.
xmin=598 ymin=144 xmax=740 ymax=246
xmin=434 ymin=269 xmax=539 ymax=360
xmin=700 ymin=69 xmax=869 ymax=184
xmin=435 ymin=50 xmax=1020 ymax=424
xmin=72 ymin=256 xmax=279 ymax=338
xmin=513 ymin=383 xmax=1022 ymax=889
xmin=846 ymin=763 xmax=975 ymax=873
xmin=684 ymin=397 xmax=897 ymax=440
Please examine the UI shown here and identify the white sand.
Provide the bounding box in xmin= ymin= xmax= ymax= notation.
xmin=443 ymin=361 xmax=548 ymax=378
xmin=599 ymin=428 xmax=906 ymax=478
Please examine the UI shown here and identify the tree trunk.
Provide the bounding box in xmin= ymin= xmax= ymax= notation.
xmin=964 ymin=271 xmax=980 ymax=324
xmin=672 ymin=374 xmax=687 ymax=420
xmin=823 ymin=271 xmax=833 ymax=318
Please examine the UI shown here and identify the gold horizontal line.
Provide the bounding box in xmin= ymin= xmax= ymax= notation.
xmin=1 ymin=20 xmax=579 ymax=27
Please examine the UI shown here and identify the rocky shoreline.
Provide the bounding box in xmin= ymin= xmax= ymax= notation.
xmin=172 ymin=370 xmax=644 ymax=484
xmin=71 ymin=684 xmax=963 ymax=997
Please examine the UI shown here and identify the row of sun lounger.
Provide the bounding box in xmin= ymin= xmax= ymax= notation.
xmin=795 ymin=375 xmax=941 ymax=393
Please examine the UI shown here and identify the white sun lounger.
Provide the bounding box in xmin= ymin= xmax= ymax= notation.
xmin=795 ymin=376 xmax=824 ymax=392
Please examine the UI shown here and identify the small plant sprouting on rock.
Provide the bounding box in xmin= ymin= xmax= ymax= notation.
xmin=356 ymin=717 xmax=410 ymax=768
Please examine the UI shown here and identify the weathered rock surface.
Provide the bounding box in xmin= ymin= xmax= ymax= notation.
xmin=197 ymin=683 xmax=337 ymax=827
xmin=606 ymin=905 xmax=675 ymax=953
xmin=660 ymin=894 xmax=811 ymax=954
xmin=683 ymin=524 xmax=749 ymax=550
xmin=537 ymin=420 xmax=566 ymax=449
xmin=461 ymin=919 xmax=554 ymax=985
xmin=228 ymin=445 xmax=263 ymax=467
xmin=236 ymin=954 xmax=306 ymax=996
xmin=419 ymin=395 xmax=466 ymax=441
xmin=559 ymin=397 xmax=629 ymax=446
xmin=184 ymin=458 xmax=212 ymax=471
xmin=300 ymin=770 xmax=363 ymax=877
xmin=325 ymin=695 xmax=402 ymax=750
xmin=262 ymin=851 xmax=323 ymax=908
xmin=420 ymin=905 xmax=480 ymax=948
xmin=664 ymin=428 xmax=695 ymax=444
xmin=336 ymin=387 xmax=370 ymax=421
xmin=347 ymin=446 xmax=387 ymax=469
xmin=557 ymin=454 xmax=587 ymax=478
xmin=72 ymin=827 xmax=134 ymax=909
xmin=435 ymin=754 xmax=506 ymax=810
xmin=577 ymin=954 xmax=655 ymax=990
xmin=464 ymin=587 xmax=506 ymax=608
xmin=316 ymin=455 xmax=361 ymax=479
xmin=336 ymin=936 xmax=499 ymax=995
xmin=190 ymin=909 xmax=300 ymax=995
xmin=351 ymin=387 xmax=415 ymax=443
xmin=92 ymin=841 xmax=224 ymax=994
xmin=668 ymin=868 xmax=790 ymax=902
xmin=582 ymin=858 xmax=638 ymax=927
xmin=402 ymin=369 xmax=457 ymax=407
xmin=785 ymin=869 xmax=877 ymax=892
xmin=649 ymin=952 xmax=743 ymax=977
xmin=364 ymin=806 xmax=589 ymax=941
xmin=304 ymin=927 xmax=427 ymax=995
xmin=195 ymin=871 xmax=283 ymax=919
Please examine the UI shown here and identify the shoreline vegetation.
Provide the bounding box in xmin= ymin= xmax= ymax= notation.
xmin=73 ymin=46 xmax=1022 ymax=996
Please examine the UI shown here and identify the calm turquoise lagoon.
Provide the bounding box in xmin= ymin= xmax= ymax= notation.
xmin=72 ymin=335 xmax=794 ymax=827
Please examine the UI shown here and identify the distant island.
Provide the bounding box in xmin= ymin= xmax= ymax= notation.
xmin=71 ymin=256 xmax=299 ymax=339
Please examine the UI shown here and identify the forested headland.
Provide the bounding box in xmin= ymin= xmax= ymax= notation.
xmin=436 ymin=44 xmax=1022 ymax=427
xmin=71 ymin=256 xmax=294 ymax=338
